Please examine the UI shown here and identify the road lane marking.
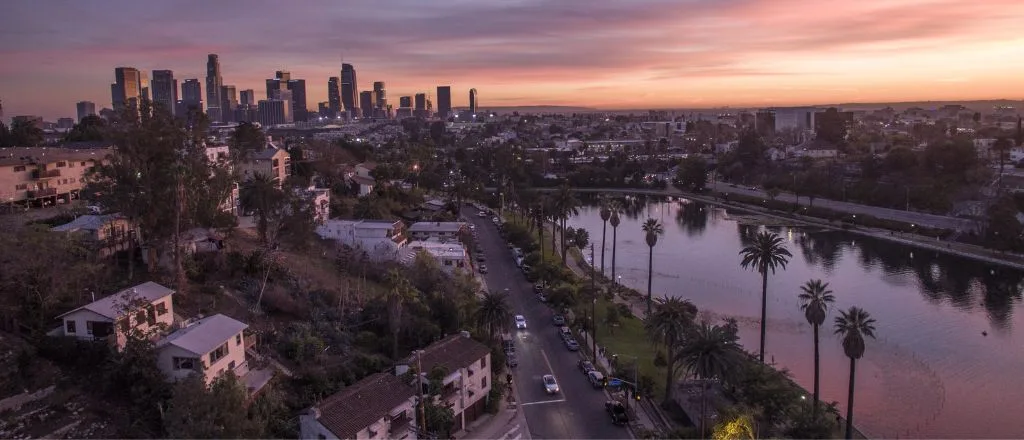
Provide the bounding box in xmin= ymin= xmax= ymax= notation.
xmin=519 ymin=398 xmax=567 ymax=407
xmin=540 ymin=349 xmax=555 ymax=374
xmin=501 ymin=425 xmax=520 ymax=439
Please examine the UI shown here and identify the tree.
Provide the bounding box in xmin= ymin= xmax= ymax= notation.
xmin=0 ymin=122 xmax=11 ymax=148
xmin=552 ymin=183 xmax=580 ymax=263
xmin=164 ymin=372 xmax=259 ymax=438
xmin=239 ymin=173 xmax=286 ymax=245
xmin=834 ymin=307 xmax=877 ymax=440
xmin=994 ymin=137 xmax=1014 ymax=188
xmin=676 ymin=156 xmax=709 ymax=192
xmin=229 ymin=121 xmax=266 ymax=162
xmin=9 ymin=118 xmax=44 ymax=147
xmin=604 ymin=303 xmax=621 ymax=335
xmin=798 ymin=279 xmax=835 ymax=418
xmin=641 ymin=218 xmax=664 ymax=315
xmin=645 ymin=296 xmax=698 ymax=405
xmin=65 ymin=114 xmax=110 ymax=142
xmin=385 ymin=269 xmax=419 ymax=360
xmin=679 ymin=322 xmax=744 ymax=438
xmin=104 ymin=323 xmax=172 ymax=437
xmin=599 ymin=200 xmax=612 ymax=276
xmin=608 ymin=201 xmax=622 ymax=285
xmin=815 ymin=108 xmax=849 ymax=145
xmin=739 ymin=231 xmax=792 ymax=362
xmin=474 ymin=290 xmax=512 ymax=343
xmin=572 ymin=227 xmax=590 ymax=250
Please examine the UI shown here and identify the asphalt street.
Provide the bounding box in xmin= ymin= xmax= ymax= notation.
xmin=463 ymin=206 xmax=629 ymax=440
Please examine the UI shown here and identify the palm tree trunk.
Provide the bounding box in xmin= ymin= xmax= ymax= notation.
xmin=601 ymin=221 xmax=607 ymax=276
xmin=539 ymin=226 xmax=545 ymax=259
xmin=646 ymin=245 xmax=653 ymax=316
xmin=700 ymin=380 xmax=708 ymax=439
xmin=845 ymin=358 xmax=857 ymax=440
xmin=560 ymin=218 xmax=567 ymax=263
xmin=759 ymin=269 xmax=768 ymax=363
xmin=550 ymin=219 xmax=557 ymax=256
xmin=812 ymin=324 xmax=821 ymax=418
xmin=611 ymin=227 xmax=618 ymax=286
xmin=663 ymin=343 xmax=675 ymax=405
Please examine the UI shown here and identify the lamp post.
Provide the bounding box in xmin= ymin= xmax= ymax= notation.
xmin=590 ymin=243 xmax=597 ymax=357
xmin=415 ymin=350 xmax=427 ymax=436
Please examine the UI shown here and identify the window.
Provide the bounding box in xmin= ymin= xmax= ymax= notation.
xmin=228 ymin=360 xmax=236 ymax=370
xmin=235 ymin=334 xmax=242 ymax=345
xmin=15 ymin=184 xmax=27 ymax=190
xmin=13 ymin=165 xmax=25 ymax=172
xmin=272 ymin=159 xmax=279 ymax=167
xmin=480 ymin=357 xmax=486 ymax=368
xmin=80 ymin=161 xmax=86 ymax=166
xmin=209 ymin=342 xmax=229 ymax=364
xmin=482 ymin=376 xmax=488 ymax=389
xmin=56 ymin=161 xmax=66 ymax=167
xmin=173 ymin=357 xmax=197 ymax=371
xmin=65 ymin=320 xmax=76 ymax=333
xmin=155 ymin=302 xmax=167 ymax=316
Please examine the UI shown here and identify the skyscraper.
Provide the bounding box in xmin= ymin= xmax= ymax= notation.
xmin=469 ymin=88 xmax=478 ymax=115
xmin=341 ymin=63 xmax=358 ymax=117
xmin=240 ymin=89 xmax=255 ymax=106
xmin=257 ymin=99 xmax=291 ymax=126
xmin=139 ymin=71 xmax=150 ymax=102
xmin=178 ymin=78 xmax=203 ymax=117
xmin=287 ymin=79 xmax=308 ymax=122
xmin=76 ymin=101 xmax=96 ymax=121
xmin=359 ymin=91 xmax=375 ymax=119
xmin=414 ymin=93 xmax=431 ymax=118
xmin=206 ymin=54 xmax=223 ymax=122
xmin=151 ymin=70 xmax=178 ymax=115
xmin=399 ymin=96 xmax=412 ymax=109
xmin=327 ymin=77 xmax=341 ymax=117
xmin=110 ymin=67 xmax=142 ymax=111
xmin=221 ymin=85 xmax=238 ymax=123
xmin=373 ymin=82 xmax=387 ymax=112
xmin=436 ymin=86 xmax=452 ymax=119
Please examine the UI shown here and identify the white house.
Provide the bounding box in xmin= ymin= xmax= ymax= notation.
xmin=351 ymin=175 xmax=375 ymax=197
xmin=407 ymin=222 xmax=465 ymax=241
xmin=401 ymin=240 xmax=469 ymax=274
xmin=57 ymin=281 xmax=175 ymax=350
xmin=316 ymin=219 xmax=408 ymax=261
xmin=395 ymin=332 xmax=492 ymax=434
xmin=299 ymin=373 xmax=418 ymax=440
xmin=155 ymin=313 xmax=249 ymax=385
xmin=296 ymin=186 xmax=331 ymax=225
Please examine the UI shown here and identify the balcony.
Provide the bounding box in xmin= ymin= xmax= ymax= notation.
xmin=28 ymin=188 xmax=57 ymax=198
xmin=389 ymin=413 xmax=412 ymax=436
xmin=31 ymin=169 xmax=61 ymax=179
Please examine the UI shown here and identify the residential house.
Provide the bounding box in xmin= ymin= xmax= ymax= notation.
xmin=57 ymin=281 xmax=175 ymax=350
xmin=0 ymin=146 xmax=111 ymax=206
xmin=793 ymin=139 xmax=839 ymax=160
xmin=316 ymin=219 xmax=408 ymax=261
xmin=395 ymin=332 xmax=492 ymax=434
xmin=239 ymin=143 xmax=290 ymax=186
xmin=205 ymin=144 xmax=239 ymax=215
xmin=154 ymin=313 xmax=249 ymax=385
xmin=407 ymin=222 xmax=465 ymax=241
xmin=973 ymin=138 xmax=997 ymax=161
xmin=51 ymin=213 xmax=136 ymax=257
xmin=400 ymin=240 xmax=469 ymax=274
xmin=355 ymin=162 xmax=377 ymax=179
xmin=299 ymin=373 xmax=418 ymax=440
xmin=296 ymin=185 xmax=331 ymax=225
xmin=140 ymin=228 xmax=224 ymax=269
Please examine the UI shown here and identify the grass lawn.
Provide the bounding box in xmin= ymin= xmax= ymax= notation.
xmin=589 ymin=297 xmax=665 ymax=402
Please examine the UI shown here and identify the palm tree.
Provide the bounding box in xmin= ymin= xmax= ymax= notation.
xmin=239 ymin=172 xmax=284 ymax=244
xmin=739 ymin=231 xmax=792 ymax=362
xmin=679 ymin=322 xmax=744 ymax=438
xmin=533 ymin=197 xmax=547 ymax=259
xmin=385 ymin=269 xmax=419 ymax=360
xmin=799 ymin=279 xmax=836 ymax=418
xmin=641 ymin=218 xmax=664 ymax=316
xmin=644 ymin=296 xmax=697 ymax=405
xmin=608 ymin=201 xmax=622 ymax=286
xmin=599 ymin=200 xmax=611 ymax=276
xmin=834 ymin=307 xmax=876 ymax=440
xmin=552 ymin=184 xmax=580 ymax=263
xmin=474 ymin=290 xmax=513 ymax=343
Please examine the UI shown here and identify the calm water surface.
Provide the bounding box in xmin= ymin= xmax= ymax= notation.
xmin=567 ymin=196 xmax=1024 ymax=439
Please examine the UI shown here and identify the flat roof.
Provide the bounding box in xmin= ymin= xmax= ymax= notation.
xmin=0 ymin=147 xmax=111 ymax=167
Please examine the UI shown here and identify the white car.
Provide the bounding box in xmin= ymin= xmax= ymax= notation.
xmin=543 ymin=374 xmax=560 ymax=394
xmin=477 ymin=211 xmax=488 ymax=218
xmin=491 ymin=216 xmax=500 ymax=225
xmin=515 ymin=315 xmax=527 ymax=330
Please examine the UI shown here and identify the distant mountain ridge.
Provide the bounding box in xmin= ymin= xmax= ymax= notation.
xmin=482 ymin=100 xmax=1024 ymax=115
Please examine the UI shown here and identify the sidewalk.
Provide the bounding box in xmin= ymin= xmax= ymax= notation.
xmin=456 ymin=381 xmax=530 ymax=440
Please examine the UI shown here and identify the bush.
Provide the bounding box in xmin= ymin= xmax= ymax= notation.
xmin=485 ymin=383 xmax=504 ymax=413
xmin=35 ymin=336 xmax=110 ymax=370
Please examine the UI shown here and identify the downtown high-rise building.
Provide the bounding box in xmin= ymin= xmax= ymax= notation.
xmin=257 ymin=99 xmax=291 ymax=126
xmin=287 ymin=79 xmax=308 ymax=122
xmin=110 ymin=67 xmax=142 ymax=111
xmin=327 ymin=77 xmax=341 ymax=117
xmin=76 ymin=101 xmax=96 ymax=121
xmin=177 ymin=78 xmax=203 ymax=117
xmin=341 ymin=63 xmax=359 ymax=117
xmin=265 ymin=71 xmax=306 ymax=122
xmin=359 ymin=91 xmax=374 ymax=119
xmin=469 ymin=88 xmax=478 ymax=115
xmin=240 ymin=89 xmax=255 ymax=106
xmin=399 ymin=96 xmax=412 ymax=109
xmin=436 ymin=86 xmax=452 ymax=119
xmin=221 ymin=85 xmax=238 ymax=123
xmin=373 ymin=81 xmax=387 ymax=111
xmin=414 ymin=93 xmax=432 ymax=118
xmin=206 ymin=54 xmax=223 ymax=122
xmin=151 ymin=70 xmax=178 ymax=115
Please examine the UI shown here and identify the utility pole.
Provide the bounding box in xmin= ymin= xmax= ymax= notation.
xmin=590 ymin=243 xmax=597 ymax=357
xmin=416 ymin=350 xmax=427 ymax=437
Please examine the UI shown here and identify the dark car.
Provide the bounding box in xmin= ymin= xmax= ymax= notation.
xmin=506 ymin=354 xmax=518 ymax=368
xmin=606 ymin=401 xmax=629 ymax=425
xmin=552 ymin=315 xmax=565 ymax=326
xmin=565 ymin=339 xmax=580 ymax=351
xmin=578 ymin=360 xmax=595 ymax=374
xmin=476 ymin=255 xmax=486 ymax=263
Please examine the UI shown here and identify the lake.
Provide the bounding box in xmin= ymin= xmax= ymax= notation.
xmin=566 ymin=195 xmax=1024 ymax=439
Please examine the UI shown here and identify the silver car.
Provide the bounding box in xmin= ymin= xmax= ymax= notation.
xmin=542 ymin=374 xmax=560 ymax=394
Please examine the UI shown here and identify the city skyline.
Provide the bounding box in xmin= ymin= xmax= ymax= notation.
xmin=2 ymin=0 xmax=1024 ymax=120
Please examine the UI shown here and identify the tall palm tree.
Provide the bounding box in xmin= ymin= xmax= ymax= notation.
xmin=239 ymin=172 xmax=284 ymax=245
xmin=533 ymin=196 xmax=547 ymax=259
xmin=679 ymin=322 xmax=744 ymax=438
xmin=641 ymin=218 xmax=664 ymax=316
xmin=474 ymin=290 xmax=513 ymax=343
xmin=739 ymin=231 xmax=792 ymax=362
xmin=644 ymin=296 xmax=697 ymax=405
xmin=385 ymin=269 xmax=419 ymax=360
xmin=834 ymin=307 xmax=876 ymax=440
xmin=799 ymin=279 xmax=836 ymax=418
xmin=599 ymin=200 xmax=611 ymax=276
xmin=553 ymin=184 xmax=580 ymax=263
xmin=608 ymin=201 xmax=622 ymax=286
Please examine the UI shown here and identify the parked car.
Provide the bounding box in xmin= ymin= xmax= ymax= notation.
xmin=477 ymin=211 xmax=488 ymax=218
xmin=507 ymin=354 xmax=519 ymax=368
xmin=578 ymin=360 xmax=595 ymax=374
xmin=542 ymin=375 xmax=560 ymax=394
xmin=552 ymin=315 xmax=565 ymax=326
xmin=478 ymin=265 xmax=488 ymax=274
xmin=515 ymin=315 xmax=527 ymax=330
xmin=536 ymin=292 xmax=548 ymax=302
xmin=588 ymin=371 xmax=606 ymax=388
xmin=502 ymin=338 xmax=515 ymax=355
xmin=565 ymin=339 xmax=580 ymax=351
xmin=491 ymin=216 xmax=500 ymax=225
xmin=476 ymin=255 xmax=486 ymax=263
xmin=533 ymin=283 xmax=545 ymax=293
xmin=558 ymin=326 xmax=572 ymax=340
xmin=606 ymin=401 xmax=629 ymax=425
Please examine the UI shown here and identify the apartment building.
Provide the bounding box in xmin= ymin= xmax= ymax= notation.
xmin=238 ymin=143 xmax=290 ymax=186
xmin=0 ymin=147 xmax=111 ymax=206
xmin=316 ymin=219 xmax=407 ymax=260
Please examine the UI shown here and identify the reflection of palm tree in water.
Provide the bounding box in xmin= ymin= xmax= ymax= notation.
xmin=982 ymin=272 xmax=1024 ymax=330
xmin=675 ymin=201 xmax=709 ymax=237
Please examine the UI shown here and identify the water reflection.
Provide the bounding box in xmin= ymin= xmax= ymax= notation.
xmin=675 ymin=201 xmax=709 ymax=236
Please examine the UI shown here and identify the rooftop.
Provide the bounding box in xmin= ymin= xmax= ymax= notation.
xmin=324 ymin=218 xmax=401 ymax=229
xmin=51 ymin=214 xmax=124 ymax=233
xmin=0 ymin=146 xmax=111 ymax=167
xmin=157 ymin=314 xmax=248 ymax=356
xmin=410 ymin=332 xmax=490 ymax=374
xmin=313 ymin=373 xmax=416 ymax=439
xmin=407 ymin=222 xmax=465 ymax=233
xmin=58 ymin=281 xmax=174 ymax=320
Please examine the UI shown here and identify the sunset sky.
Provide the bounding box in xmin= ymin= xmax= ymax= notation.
xmin=2 ymin=0 xmax=1024 ymax=120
